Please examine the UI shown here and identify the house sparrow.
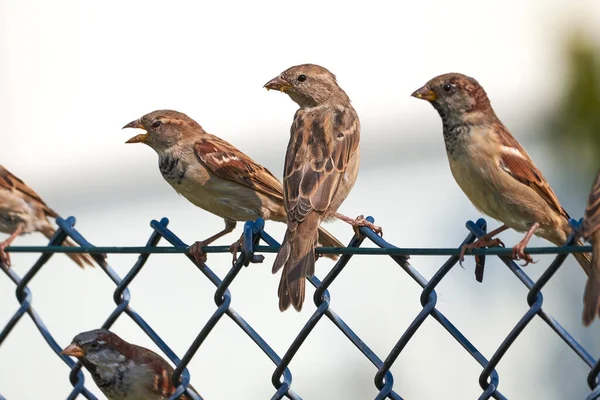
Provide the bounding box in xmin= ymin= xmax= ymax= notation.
xmin=411 ymin=73 xmax=590 ymax=276
xmin=123 ymin=109 xmax=343 ymax=264
xmin=580 ymin=170 xmax=600 ymax=325
xmin=265 ymin=64 xmax=384 ymax=312
xmin=0 ymin=165 xmax=94 ymax=268
xmin=62 ymin=329 xmax=200 ymax=400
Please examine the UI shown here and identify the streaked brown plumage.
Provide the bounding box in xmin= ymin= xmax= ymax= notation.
xmin=62 ymin=329 xmax=200 ymax=400
xmin=0 ymin=165 xmax=94 ymax=268
xmin=581 ymin=170 xmax=600 ymax=326
xmin=265 ymin=64 xmax=380 ymax=312
xmin=412 ymin=73 xmax=590 ymax=276
xmin=123 ymin=109 xmax=343 ymax=264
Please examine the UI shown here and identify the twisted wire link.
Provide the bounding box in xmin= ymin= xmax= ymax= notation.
xmin=362 ymin=219 xmax=506 ymax=399
xmin=150 ymin=218 xmax=301 ymax=400
xmin=1 ymin=218 xmax=99 ymax=400
xmin=56 ymin=217 xmax=202 ymax=400
xmin=269 ymin=217 xmax=402 ymax=400
xmin=464 ymin=220 xmax=598 ymax=399
xmin=1 ymin=215 xmax=600 ymax=399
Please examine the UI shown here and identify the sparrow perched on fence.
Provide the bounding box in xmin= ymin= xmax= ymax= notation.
xmin=411 ymin=73 xmax=591 ymax=275
xmin=0 ymin=165 xmax=94 ymax=268
xmin=265 ymin=64 xmax=386 ymax=312
xmin=62 ymin=329 xmax=200 ymax=400
xmin=123 ymin=109 xmax=343 ymax=264
xmin=580 ymin=170 xmax=600 ymax=326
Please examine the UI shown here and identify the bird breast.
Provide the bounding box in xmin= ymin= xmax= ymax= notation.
xmin=94 ymin=361 xmax=163 ymax=400
xmin=446 ymin=125 xmax=533 ymax=232
xmin=0 ymin=190 xmax=40 ymax=234
xmin=160 ymin=155 xmax=283 ymax=222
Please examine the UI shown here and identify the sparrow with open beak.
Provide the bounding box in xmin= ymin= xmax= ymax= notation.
xmin=0 ymin=165 xmax=94 ymax=268
xmin=411 ymin=73 xmax=591 ymax=277
xmin=62 ymin=329 xmax=200 ymax=399
xmin=123 ymin=110 xmax=343 ymax=265
xmin=265 ymin=64 xmax=389 ymax=312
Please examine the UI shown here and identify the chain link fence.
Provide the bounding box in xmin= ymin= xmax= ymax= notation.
xmin=0 ymin=215 xmax=598 ymax=399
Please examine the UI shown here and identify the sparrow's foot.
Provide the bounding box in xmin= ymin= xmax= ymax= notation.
xmin=229 ymin=236 xmax=244 ymax=265
xmin=351 ymin=215 xmax=383 ymax=237
xmin=189 ymin=241 xmax=208 ymax=264
xmin=0 ymin=242 xmax=10 ymax=267
xmin=510 ymin=222 xmax=539 ymax=266
xmin=511 ymin=241 xmax=537 ymax=267
xmin=459 ymin=237 xmax=505 ymax=267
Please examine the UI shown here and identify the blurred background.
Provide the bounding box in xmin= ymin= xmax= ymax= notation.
xmin=1 ymin=0 xmax=600 ymax=399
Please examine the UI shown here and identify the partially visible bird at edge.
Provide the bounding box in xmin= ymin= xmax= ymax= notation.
xmin=0 ymin=165 xmax=94 ymax=268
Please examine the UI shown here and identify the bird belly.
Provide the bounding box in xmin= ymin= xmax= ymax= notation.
xmin=448 ymin=156 xmax=532 ymax=233
xmin=167 ymin=167 xmax=273 ymax=222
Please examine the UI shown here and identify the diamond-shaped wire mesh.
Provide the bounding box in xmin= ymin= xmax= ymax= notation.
xmin=0 ymin=215 xmax=599 ymax=399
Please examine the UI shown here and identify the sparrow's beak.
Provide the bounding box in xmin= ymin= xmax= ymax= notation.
xmin=125 ymin=134 xmax=148 ymax=144
xmin=123 ymin=119 xmax=143 ymax=130
xmin=61 ymin=343 xmax=85 ymax=358
xmin=411 ymin=86 xmax=437 ymax=102
xmin=264 ymin=76 xmax=291 ymax=92
xmin=122 ymin=119 xmax=148 ymax=143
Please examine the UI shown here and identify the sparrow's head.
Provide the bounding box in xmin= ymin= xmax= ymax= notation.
xmin=264 ymin=64 xmax=350 ymax=107
xmin=62 ymin=329 xmax=132 ymax=372
xmin=411 ymin=73 xmax=493 ymax=121
xmin=123 ymin=110 xmax=202 ymax=152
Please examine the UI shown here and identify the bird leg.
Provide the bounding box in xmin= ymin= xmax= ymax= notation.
xmin=335 ymin=213 xmax=383 ymax=237
xmin=511 ymin=222 xmax=539 ymax=266
xmin=0 ymin=224 xmax=24 ymax=267
xmin=229 ymin=234 xmax=244 ymax=265
xmin=189 ymin=219 xmax=236 ymax=264
xmin=459 ymin=224 xmax=508 ymax=267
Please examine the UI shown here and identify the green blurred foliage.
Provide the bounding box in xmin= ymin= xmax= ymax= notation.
xmin=548 ymin=30 xmax=600 ymax=173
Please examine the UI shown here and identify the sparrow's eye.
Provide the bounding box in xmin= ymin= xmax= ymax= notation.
xmin=89 ymin=342 xmax=99 ymax=349
xmin=151 ymin=120 xmax=162 ymax=128
xmin=297 ymin=74 xmax=307 ymax=82
xmin=442 ymin=83 xmax=454 ymax=93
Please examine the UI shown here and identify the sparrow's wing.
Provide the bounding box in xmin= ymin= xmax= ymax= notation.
xmin=284 ymin=105 xmax=360 ymax=226
xmin=583 ymin=170 xmax=600 ymax=238
xmin=135 ymin=347 xmax=199 ymax=400
xmin=0 ymin=165 xmax=58 ymax=218
xmin=194 ymin=135 xmax=284 ymax=200
xmin=496 ymin=128 xmax=569 ymax=219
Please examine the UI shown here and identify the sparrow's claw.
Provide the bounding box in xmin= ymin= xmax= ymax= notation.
xmin=351 ymin=215 xmax=383 ymax=237
xmin=459 ymin=236 xmax=505 ymax=268
xmin=511 ymin=243 xmax=537 ymax=267
xmin=458 ymin=245 xmax=468 ymax=266
xmin=189 ymin=241 xmax=208 ymax=264
xmin=488 ymin=238 xmax=505 ymax=248
xmin=229 ymin=237 xmax=243 ymax=265
xmin=0 ymin=243 xmax=10 ymax=267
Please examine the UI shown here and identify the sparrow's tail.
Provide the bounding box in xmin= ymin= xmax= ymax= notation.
xmin=40 ymin=225 xmax=95 ymax=268
xmin=582 ymin=239 xmax=600 ymax=326
xmin=316 ymin=226 xmax=343 ymax=261
xmin=273 ymin=213 xmax=320 ymax=312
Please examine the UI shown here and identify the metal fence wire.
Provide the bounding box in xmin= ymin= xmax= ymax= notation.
xmin=1 ymin=215 xmax=600 ymax=399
